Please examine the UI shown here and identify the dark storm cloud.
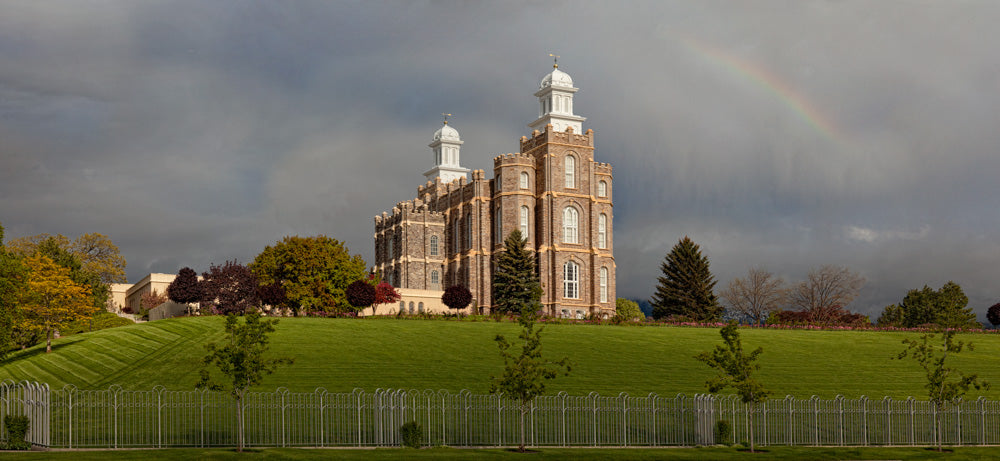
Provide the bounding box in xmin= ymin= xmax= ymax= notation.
xmin=1 ymin=1 xmax=998 ymax=320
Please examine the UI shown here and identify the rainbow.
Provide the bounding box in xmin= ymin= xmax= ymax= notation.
xmin=680 ymin=36 xmax=842 ymax=142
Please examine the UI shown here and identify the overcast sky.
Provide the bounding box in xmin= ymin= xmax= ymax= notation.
xmin=2 ymin=1 xmax=998 ymax=321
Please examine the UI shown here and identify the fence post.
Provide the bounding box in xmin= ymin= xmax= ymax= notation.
xmin=956 ymin=398 xmax=962 ymax=446
xmin=355 ymin=389 xmax=362 ymax=447
xmin=111 ymin=385 xmax=120 ymax=449
xmin=837 ymin=395 xmax=844 ymax=446
xmin=812 ymin=396 xmax=819 ymax=446
xmin=785 ymin=395 xmax=793 ymax=445
xmin=618 ymin=392 xmax=628 ymax=447
xmin=67 ymin=386 xmax=74 ymax=449
xmin=980 ymin=397 xmax=986 ymax=446
xmin=589 ymin=392 xmax=598 ymax=447
xmin=908 ymin=397 xmax=915 ymax=446
xmin=560 ymin=392 xmax=567 ymax=447
xmin=860 ymin=396 xmax=868 ymax=446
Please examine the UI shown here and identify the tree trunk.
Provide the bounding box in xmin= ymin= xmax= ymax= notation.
xmin=937 ymin=407 xmax=942 ymax=452
xmin=748 ymin=403 xmax=755 ymax=453
xmin=519 ymin=402 xmax=526 ymax=453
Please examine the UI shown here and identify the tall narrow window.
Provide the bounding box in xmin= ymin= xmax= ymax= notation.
xmin=495 ymin=206 xmax=502 ymax=243
xmin=600 ymin=267 xmax=608 ymax=303
xmin=520 ymin=205 xmax=529 ymax=237
xmin=431 ymin=270 xmax=439 ymax=285
xmin=429 ymin=235 xmax=439 ymax=256
xmin=598 ymin=214 xmax=607 ymax=249
xmin=565 ymin=155 xmax=576 ymax=188
xmin=520 ymin=171 xmax=529 ymax=189
xmin=563 ymin=207 xmax=578 ymax=244
xmin=466 ymin=213 xmax=472 ymax=249
xmin=598 ymin=180 xmax=607 ymax=197
xmin=563 ymin=261 xmax=579 ymax=299
xmin=453 ymin=218 xmax=459 ymax=253
xmin=387 ymin=235 xmax=394 ymax=260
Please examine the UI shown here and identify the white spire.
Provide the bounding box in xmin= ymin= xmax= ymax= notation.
xmin=528 ymin=60 xmax=586 ymax=133
xmin=424 ymin=115 xmax=469 ymax=183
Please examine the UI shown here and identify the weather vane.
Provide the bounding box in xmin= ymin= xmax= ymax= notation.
xmin=549 ymin=53 xmax=559 ymax=69
xmin=442 ymin=113 xmax=452 ymax=125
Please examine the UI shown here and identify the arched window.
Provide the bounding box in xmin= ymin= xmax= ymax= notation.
xmin=520 ymin=205 xmax=529 ymax=237
xmin=399 ymin=301 xmax=405 ymax=314
xmin=563 ymin=207 xmax=578 ymax=244
xmin=431 ymin=270 xmax=439 ymax=285
xmin=564 ymin=155 xmax=576 ymax=188
xmin=429 ymin=235 xmax=439 ymax=256
xmin=598 ymin=180 xmax=607 ymax=197
xmin=387 ymin=234 xmax=394 ymax=260
xmin=409 ymin=302 xmax=415 ymax=314
xmin=600 ymin=267 xmax=608 ymax=303
xmin=563 ymin=261 xmax=579 ymax=299
xmin=466 ymin=213 xmax=472 ymax=249
xmin=598 ymin=214 xmax=607 ymax=249
xmin=418 ymin=302 xmax=424 ymax=313
xmin=520 ymin=171 xmax=529 ymax=189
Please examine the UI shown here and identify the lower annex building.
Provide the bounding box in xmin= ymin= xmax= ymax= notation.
xmin=374 ymin=63 xmax=615 ymax=318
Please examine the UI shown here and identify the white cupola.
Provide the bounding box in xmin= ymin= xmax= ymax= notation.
xmin=528 ymin=60 xmax=586 ymax=133
xmin=424 ymin=116 xmax=470 ymax=183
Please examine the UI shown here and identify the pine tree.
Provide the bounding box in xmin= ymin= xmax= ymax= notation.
xmin=650 ymin=236 xmax=721 ymax=321
xmin=491 ymin=230 xmax=542 ymax=317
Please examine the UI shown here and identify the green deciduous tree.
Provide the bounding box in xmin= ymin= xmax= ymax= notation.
xmin=650 ymin=237 xmax=721 ymax=321
xmin=896 ymin=329 xmax=989 ymax=451
xmin=490 ymin=287 xmax=570 ymax=452
xmin=491 ymin=230 xmax=541 ymax=318
xmin=197 ymin=312 xmax=293 ymax=452
xmin=878 ymin=282 xmax=977 ymax=329
xmin=251 ymin=235 xmax=367 ymax=315
xmin=0 ymin=224 xmax=27 ymax=360
xmin=694 ymin=322 xmax=768 ymax=452
xmin=614 ymin=298 xmax=644 ymax=321
xmin=21 ymin=253 xmax=97 ymax=353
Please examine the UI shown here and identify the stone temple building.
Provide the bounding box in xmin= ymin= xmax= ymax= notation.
xmin=374 ymin=64 xmax=615 ymax=318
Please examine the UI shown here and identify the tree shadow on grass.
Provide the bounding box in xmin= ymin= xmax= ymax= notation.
xmin=4 ymin=338 xmax=85 ymax=362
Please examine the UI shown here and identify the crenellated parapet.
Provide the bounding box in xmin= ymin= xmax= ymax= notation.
xmin=492 ymin=152 xmax=536 ymax=168
xmin=519 ymin=124 xmax=594 ymax=153
xmin=594 ymin=162 xmax=613 ymax=175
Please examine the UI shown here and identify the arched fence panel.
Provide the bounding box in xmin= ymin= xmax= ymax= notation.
xmin=2 ymin=381 xmax=999 ymax=449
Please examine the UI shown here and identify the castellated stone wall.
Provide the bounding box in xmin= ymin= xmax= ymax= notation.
xmin=375 ymin=124 xmax=614 ymax=317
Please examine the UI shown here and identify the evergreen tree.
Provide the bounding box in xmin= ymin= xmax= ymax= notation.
xmin=491 ymin=230 xmax=542 ymax=317
xmin=650 ymin=237 xmax=721 ymax=321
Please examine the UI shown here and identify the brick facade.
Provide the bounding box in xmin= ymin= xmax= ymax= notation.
xmin=375 ymin=123 xmax=615 ymax=318
xmin=374 ymin=66 xmax=614 ymax=317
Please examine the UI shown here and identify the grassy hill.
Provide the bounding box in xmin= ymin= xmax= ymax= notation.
xmin=2 ymin=316 xmax=999 ymax=399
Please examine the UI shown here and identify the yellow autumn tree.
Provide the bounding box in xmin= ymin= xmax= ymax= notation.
xmin=21 ymin=253 xmax=97 ymax=353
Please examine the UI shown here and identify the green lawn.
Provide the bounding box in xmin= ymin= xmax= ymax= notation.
xmin=2 ymin=447 xmax=999 ymax=460
xmin=2 ymin=317 xmax=999 ymax=399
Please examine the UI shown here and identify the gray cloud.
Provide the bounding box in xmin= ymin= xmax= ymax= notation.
xmin=2 ymin=1 xmax=999 ymax=321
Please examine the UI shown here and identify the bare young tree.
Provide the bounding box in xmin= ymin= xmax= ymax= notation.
xmin=720 ymin=267 xmax=786 ymax=324
xmin=789 ymin=265 xmax=865 ymax=322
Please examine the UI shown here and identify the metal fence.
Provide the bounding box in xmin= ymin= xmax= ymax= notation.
xmin=2 ymin=380 xmax=998 ymax=448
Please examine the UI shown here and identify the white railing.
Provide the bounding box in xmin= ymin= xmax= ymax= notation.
xmin=1 ymin=380 xmax=998 ymax=448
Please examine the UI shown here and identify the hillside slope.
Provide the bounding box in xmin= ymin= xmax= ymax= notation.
xmin=2 ymin=317 xmax=999 ymax=399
